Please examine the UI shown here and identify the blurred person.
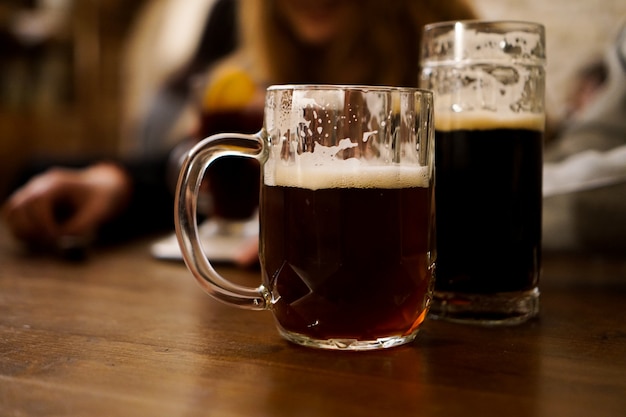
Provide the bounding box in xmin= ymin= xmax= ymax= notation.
xmin=122 ymin=0 xmax=238 ymax=156
xmin=2 ymin=0 xmax=478 ymax=266
xmin=2 ymin=0 xmax=238 ymax=249
xmin=543 ymin=24 xmax=626 ymax=255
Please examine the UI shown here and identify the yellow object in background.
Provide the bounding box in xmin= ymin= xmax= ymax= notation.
xmin=201 ymin=68 xmax=257 ymax=111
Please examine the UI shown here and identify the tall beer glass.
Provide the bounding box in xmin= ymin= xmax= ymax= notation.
xmin=176 ymin=85 xmax=436 ymax=350
xmin=420 ymin=21 xmax=545 ymax=324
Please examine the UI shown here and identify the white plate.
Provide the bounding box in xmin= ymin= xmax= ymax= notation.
xmin=151 ymin=215 xmax=258 ymax=263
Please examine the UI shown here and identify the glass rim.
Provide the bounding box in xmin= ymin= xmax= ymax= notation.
xmin=266 ymin=84 xmax=433 ymax=96
xmin=423 ymin=19 xmax=545 ymax=33
xmin=421 ymin=19 xmax=546 ymax=64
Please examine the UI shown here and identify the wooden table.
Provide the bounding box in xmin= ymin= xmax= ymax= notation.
xmin=1 ymin=229 xmax=625 ymax=417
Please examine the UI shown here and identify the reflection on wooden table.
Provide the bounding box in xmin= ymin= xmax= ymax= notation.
xmin=0 ymin=228 xmax=625 ymax=417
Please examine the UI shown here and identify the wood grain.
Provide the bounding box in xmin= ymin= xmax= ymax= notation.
xmin=1 ymin=231 xmax=625 ymax=417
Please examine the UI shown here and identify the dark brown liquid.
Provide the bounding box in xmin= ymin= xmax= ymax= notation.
xmin=435 ymin=127 xmax=542 ymax=294
xmin=199 ymin=110 xmax=263 ymax=220
xmin=260 ymin=184 xmax=434 ymax=340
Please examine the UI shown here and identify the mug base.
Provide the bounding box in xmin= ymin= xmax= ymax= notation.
xmin=429 ymin=287 xmax=540 ymax=325
xmin=277 ymin=328 xmax=420 ymax=351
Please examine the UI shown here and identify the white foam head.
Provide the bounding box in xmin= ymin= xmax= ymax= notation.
xmin=265 ymin=160 xmax=431 ymax=190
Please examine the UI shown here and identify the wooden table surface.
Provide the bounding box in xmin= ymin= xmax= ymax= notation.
xmin=1 ymin=229 xmax=625 ymax=417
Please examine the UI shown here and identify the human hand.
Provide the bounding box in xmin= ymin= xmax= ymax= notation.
xmin=2 ymin=163 xmax=132 ymax=249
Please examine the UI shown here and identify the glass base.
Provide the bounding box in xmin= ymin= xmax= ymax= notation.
xmin=277 ymin=328 xmax=420 ymax=351
xmin=429 ymin=288 xmax=540 ymax=325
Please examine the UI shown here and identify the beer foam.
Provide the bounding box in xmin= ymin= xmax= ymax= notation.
xmin=265 ymin=162 xmax=431 ymax=190
xmin=294 ymin=88 xmax=344 ymax=109
xmin=423 ymin=25 xmax=545 ymax=64
xmin=435 ymin=111 xmax=545 ymax=132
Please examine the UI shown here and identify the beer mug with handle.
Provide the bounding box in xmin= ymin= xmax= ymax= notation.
xmin=175 ymin=85 xmax=436 ymax=350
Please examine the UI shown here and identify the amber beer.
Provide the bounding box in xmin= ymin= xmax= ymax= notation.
xmin=434 ymin=113 xmax=543 ymax=305
xmin=260 ymin=165 xmax=434 ymax=341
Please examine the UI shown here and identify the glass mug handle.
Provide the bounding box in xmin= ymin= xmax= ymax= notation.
xmin=174 ymin=132 xmax=269 ymax=310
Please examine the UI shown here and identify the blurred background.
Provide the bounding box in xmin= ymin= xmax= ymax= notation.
xmin=1 ymin=0 xmax=625 ymax=200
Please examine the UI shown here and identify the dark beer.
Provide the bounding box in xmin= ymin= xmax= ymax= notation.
xmin=260 ymin=167 xmax=434 ymax=341
xmin=434 ymin=113 xmax=543 ymax=295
